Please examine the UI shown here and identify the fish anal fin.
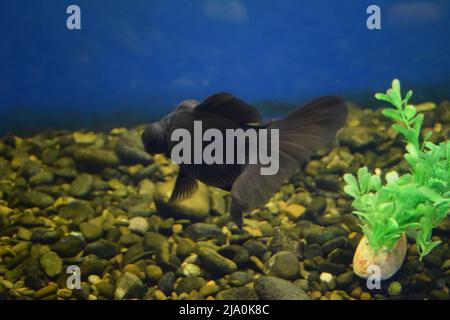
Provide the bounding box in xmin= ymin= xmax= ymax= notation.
xmin=169 ymin=168 xmax=199 ymax=203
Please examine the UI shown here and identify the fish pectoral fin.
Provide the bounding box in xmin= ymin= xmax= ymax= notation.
xmin=169 ymin=168 xmax=199 ymax=203
xmin=194 ymin=92 xmax=262 ymax=125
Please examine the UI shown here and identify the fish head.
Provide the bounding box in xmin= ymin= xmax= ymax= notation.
xmin=142 ymin=121 xmax=167 ymax=155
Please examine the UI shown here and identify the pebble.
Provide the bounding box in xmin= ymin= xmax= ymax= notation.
xmin=115 ymin=134 xmax=153 ymax=165
xmin=54 ymin=168 xmax=77 ymax=180
xmin=145 ymin=265 xmax=163 ymax=282
xmin=138 ymin=179 xmax=155 ymax=197
xmin=339 ymin=126 xmax=382 ymax=150
xmin=318 ymin=262 xmax=347 ymax=275
xmin=327 ymin=248 xmax=353 ymax=264
xmin=85 ymin=239 xmax=119 ymax=259
xmin=322 ymin=237 xmax=348 ymax=254
xmin=129 ymin=217 xmax=149 ymax=235
xmin=199 ymin=282 xmax=220 ymax=297
xmin=74 ymin=148 xmax=120 ymax=169
xmin=265 ymin=251 xmax=299 ymax=280
xmin=176 ymin=276 xmax=206 ymax=294
xmin=59 ymin=202 xmax=94 ymax=224
xmin=157 ymin=271 xmax=176 ymax=295
xmin=29 ymin=171 xmax=54 ymax=186
xmin=320 ymin=272 xmax=334 ymax=284
xmin=329 ymin=291 xmax=343 ymax=300
xmin=57 ymin=288 xmax=72 ymax=299
xmin=73 ymin=131 xmax=97 ymax=144
xmin=154 ymin=289 xmax=167 ymax=300
xmin=353 ymin=234 xmax=407 ymax=280
xmin=51 ymin=235 xmax=86 ymax=258
xmin=31 ymin=229 xmax=61 ymax=244
xmin=387 ymin=281 xmax=402 ymax=296
xmin=230 ymin=271 xmax=250 ymax=287
xmin=39 ymin=251 xmax=63 ymax=277
xmin=68 ymin=173 xmax=94 ymax=198
xmin=88 ymin=275 xmax=102 ymax=285
xmin=335 ymin=271 xmax=354 ymax=289
xmin=197 ymin=247 xmax=237 ymax=277
xmin=80 ymin=255 xmax=107 ymax=277
xmin=114 ymin=272 xmax=144 ymax=300
xmin=176 ymin=238 xmax=196 ymax=259
xmin=243 ymin=239 xmax=267 ymax=259
xmin=360 ymin=292 xmax=371 ymax=300
xmin=184 ymin=223 xmax=223 ymax=241
xmin=32 ymin=283 xmax=58 ymax=299
xmin=315 ymin=174 xmax=341 ymax=192
xmin=216 ymin=287 xmax=258 ymax=300
xmin=18 ymin=160 xmax=41 ymax=178
xmin=351 ymin=287 xmax=362 ymax=299
xmin=255 ymin=276 xmax=310 ymax=300
xmin=79 ymin=222 xmax=103 ymax=241
xmin=19 ymin=191 xmax=55 ymax=209
xmin=284 ymin=203 xmax=306 ymax=221
xmin=143 ymin=231 xmax=170 ymax=263
xmin=96 ymin=280 xmax=115 ymax=299
xmin=180 ymin=263 xmax=203 ymax=277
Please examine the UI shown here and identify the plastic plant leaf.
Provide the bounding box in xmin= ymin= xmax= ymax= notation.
xmin=344 ymin=184 xmax=359 ymax=199
xmin=370 ymin=175 xmax=382 ymax=191
xmin=392 ymin=124 xmax=408 ymax=137
xmin=389 ymin=79 xmax=402 ymax=108
xmin=378 ymin=202 xmax=394 ymax=215
xmin=413 ymin=114 xmax=424 ymax=135
xmin=382 ymin=108 xmax=403 ymax=122
xmin=404 ymin=90 xmax=413 ymax=104
xmin=418 ymin=186 xmax=442 ymax=203
xmin=375 ymin=93 xmax=391 ymax=103
xmin=404 ymin=104 xmax=416 ymax=120
xmin=405 ymin=143 xmax=418 ymax=158
xmin=357 ymin=167 xmax=370 ymax=193
xmin=343 ymin=173 xmax=360 ymax=198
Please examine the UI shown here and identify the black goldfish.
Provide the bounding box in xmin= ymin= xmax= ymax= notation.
xmin=142 ymin=93 xmax=347 ymax=227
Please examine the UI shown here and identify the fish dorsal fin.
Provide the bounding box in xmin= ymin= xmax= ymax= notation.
xmin=194 ymin=92 xmax=262 ymax=124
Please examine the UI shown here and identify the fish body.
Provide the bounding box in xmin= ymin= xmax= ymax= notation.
xmin=142 ymin=93 xmax=347 ymax=226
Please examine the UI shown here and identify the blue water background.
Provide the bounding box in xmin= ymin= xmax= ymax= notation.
xmin=1 ymin=0 xmax=449 ymax=134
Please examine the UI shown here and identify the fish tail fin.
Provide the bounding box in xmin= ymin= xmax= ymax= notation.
xmin=268 ymin=95 xmax=348 ymax=166
xmin=229 ymin=96 xmax=347 ymax=225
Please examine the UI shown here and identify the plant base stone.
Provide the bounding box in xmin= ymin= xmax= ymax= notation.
xmin=353 ymin=234 xmax=407 ymax=280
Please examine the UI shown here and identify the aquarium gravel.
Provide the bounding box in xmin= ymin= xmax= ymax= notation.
xmin=0 ymin=99 xmax=449 ymax=300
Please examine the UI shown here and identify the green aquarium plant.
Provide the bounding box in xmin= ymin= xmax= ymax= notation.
xmin=344 ymin=79 xmax=450 ymax=262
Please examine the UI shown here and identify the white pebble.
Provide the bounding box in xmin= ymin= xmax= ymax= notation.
xmin=129 ymin=217 xmax=149 ymax=235
xmin=320 ymin=272 xmax=334 ymax=284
